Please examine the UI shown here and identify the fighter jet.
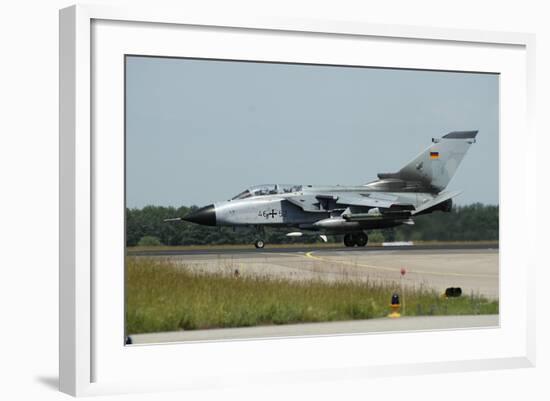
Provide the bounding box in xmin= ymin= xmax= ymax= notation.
xmin=176 ymin=131 xmax=478 ymax=248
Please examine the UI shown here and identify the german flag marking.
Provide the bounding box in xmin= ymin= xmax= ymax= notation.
xmin=430 ymin=151 xmax=439 ymax=159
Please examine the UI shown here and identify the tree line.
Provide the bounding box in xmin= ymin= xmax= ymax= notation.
xmin=126 ymin=203 xmax=498 ymax=246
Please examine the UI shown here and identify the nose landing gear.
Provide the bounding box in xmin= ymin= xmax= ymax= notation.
xmin=254 ymin=226 xmax=266 ymax=249
xmin=344 ymin=232 xmax=368 ymax=247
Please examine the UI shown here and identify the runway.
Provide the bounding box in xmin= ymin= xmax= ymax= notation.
xmin=129 ymin=242 xmax=497 ymax=257
xmin=131 ymin=245 xmax=499 ymax=299
xmin=128 ymin=314 xmax=499 ymax=344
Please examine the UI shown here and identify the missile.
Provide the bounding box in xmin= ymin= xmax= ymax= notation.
xmin=313 ymin=217 xmax=361 ymax=230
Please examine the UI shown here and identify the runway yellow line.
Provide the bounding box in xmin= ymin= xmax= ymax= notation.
xmin=304 ymin=251 xmax=396 ymax=273
xmin=303 ymin=251 xmax=497 ymax=278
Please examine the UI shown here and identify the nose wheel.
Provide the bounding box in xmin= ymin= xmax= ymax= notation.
xmin=253 ymin=226 xmax=266 ymax=249
xmin=344 ymin=232 xmax=368 ymax=247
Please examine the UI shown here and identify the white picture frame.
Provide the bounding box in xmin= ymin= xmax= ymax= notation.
xmin=59 ymin=4 xmax=536 ymax=397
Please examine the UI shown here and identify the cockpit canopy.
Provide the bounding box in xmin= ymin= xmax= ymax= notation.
xmin=232 ymin=184 xmax=303 ymax=200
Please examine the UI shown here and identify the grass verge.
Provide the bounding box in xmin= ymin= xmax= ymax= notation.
xmin=126 ymin=257 xmax=499 ymax=335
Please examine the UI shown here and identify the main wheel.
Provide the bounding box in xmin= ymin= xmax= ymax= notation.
xmin=353 ymin=232 xmax=368 ymax=247
xmin=343 ymin=233 xmax=355 ymax=247
xmin=254 ymin=239 xmax=265 ymax=249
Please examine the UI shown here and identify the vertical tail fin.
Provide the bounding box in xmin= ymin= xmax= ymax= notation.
xmin=377 ymin=131 xmax=478 ymax=192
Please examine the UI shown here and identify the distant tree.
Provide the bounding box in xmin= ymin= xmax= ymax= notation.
xmin=393 ymin=203 xmax=499 ymax=241
xmin=126 ymin=203 xmax=499 ymax=246
xmin=137 ymin=235 xmax=162 ymax=246
xmin=368 ymin=231 xmax=384 ymax=243
xmin=381 ymin=228 xmax=396 ymax=242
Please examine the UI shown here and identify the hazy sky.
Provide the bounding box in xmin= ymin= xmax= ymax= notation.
xmin=126 ymin=56 xmax=499 ymax=208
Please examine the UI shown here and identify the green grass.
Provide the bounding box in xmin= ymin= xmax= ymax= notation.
xmin=126 ymin=258 xmax=499 ymax=335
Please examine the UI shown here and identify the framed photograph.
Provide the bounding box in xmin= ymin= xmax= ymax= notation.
xmin=124 ymin=56 xmax=501 ymax=345
xmin=59 ymin=4 xmax=536 ymax=396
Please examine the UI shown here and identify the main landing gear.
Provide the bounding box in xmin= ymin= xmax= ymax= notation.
xmin=254 ymin=239 xmax=265 ymax=249
xmin=344 ymin=232 xmax=368 ymax=247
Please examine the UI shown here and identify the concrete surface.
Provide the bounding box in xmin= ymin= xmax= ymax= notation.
xmin=129 ymin=314 xmax=499 ymax=344
xmin=148 ymin=247 xmax=499 ymax=299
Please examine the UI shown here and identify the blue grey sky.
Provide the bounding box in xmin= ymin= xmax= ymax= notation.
xmin=126 ymin=56 xmax=499 ymax=208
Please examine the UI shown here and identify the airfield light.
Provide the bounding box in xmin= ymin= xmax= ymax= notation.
xmin=391 ymin=293 xmax=400 ymax=305
xmin=388 ymin=292 xmax=401 ymax=318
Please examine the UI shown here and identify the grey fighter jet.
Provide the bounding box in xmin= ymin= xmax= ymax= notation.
xmin=177 ymin=131 xmax=478 ymax=248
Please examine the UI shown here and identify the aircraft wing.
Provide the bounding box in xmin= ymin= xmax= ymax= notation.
xmin=334 ymin=193 xmax=417 ymax=212
xmin=284 ymin=193 xmax=415 ymax=213
xmin=334 ymin=193 xmax=395 ymax=209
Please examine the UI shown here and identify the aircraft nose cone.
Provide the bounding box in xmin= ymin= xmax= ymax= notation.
xmin=183 ymin=204 xmax=216 ymax=226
